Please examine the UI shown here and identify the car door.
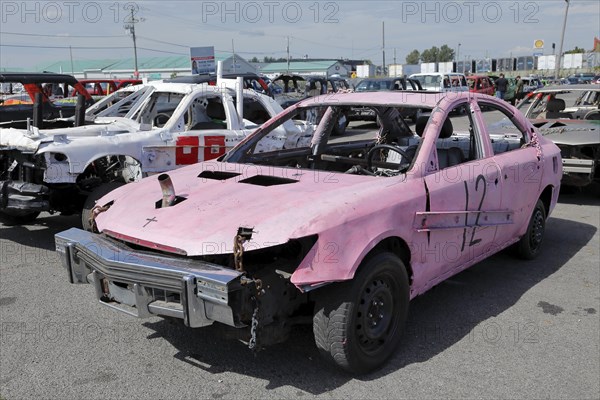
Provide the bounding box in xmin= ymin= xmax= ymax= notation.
xmin=420 ymin=102 xmax=504 ymax=286
xmin=473 ymin=99 xmax=544 ymax=244
xmin=172 ymin=92 xmax=234 ymax=166
xmin=140 ymin=90 xmax=231 ymax=172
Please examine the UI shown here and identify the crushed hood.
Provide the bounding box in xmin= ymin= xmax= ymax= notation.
xmin=0 ymin=118 xmax=140 ymax=152
xmin=95 ymin=162 xmax=397 ymax=256
xmin=535 ymin=120 xmax=600 ymax=146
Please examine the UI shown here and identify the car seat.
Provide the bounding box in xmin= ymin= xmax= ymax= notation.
xmin=191 ymin=102 xmax=227 ymax=130
xmin=413 ymin=115 xmax=463 ymax=168
xmin=435 ymin=118 xmax=464 ymax=169
xmin=544 ymin=98 xmax=572 ymax=119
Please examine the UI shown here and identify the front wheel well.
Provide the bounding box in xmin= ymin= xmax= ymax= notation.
xmin=539 ymin=185 xmax=554 ymax=219
xmin=366 ymin=236 xmax=413 ymax=285
xmin=77 ymin=155 xmax=142 ymax=190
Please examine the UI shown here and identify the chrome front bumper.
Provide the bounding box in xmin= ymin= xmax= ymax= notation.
xmin=55 ymin=228 xmax=245 ymax=328
xmin=562 ymin=158 xmax=594 ymax=175
xmin=562 ymin=158 xmax=595 ymax=186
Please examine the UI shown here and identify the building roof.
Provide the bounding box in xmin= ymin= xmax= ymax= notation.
xmin=34 ymin=53 xmax=242 ymax=74
xmin=260 ymin=60 xmax=342 ymax=73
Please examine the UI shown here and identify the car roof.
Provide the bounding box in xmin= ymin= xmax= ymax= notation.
xmin=0 ymin=72 xmax=80 ymax=85
xmin=533 ymin=84 xmax=600 ymax=93
xmin=410 ymin=72 xmax=465 ymax=76
xmin=295 ymin=90 xmax=478 ymax=108
xmin=359 ymin=77 xmax=404 ymax=81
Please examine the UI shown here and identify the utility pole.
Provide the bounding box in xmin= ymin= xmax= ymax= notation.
xmin=69 ymin=46 xmax=74 ymax=74
xmin=124 ymin=5 xmax=143 ymax=78
xmin=232 ymin=39 xmax=236 ymax=72
xmin=286 ymin=36 xmax=290 ymax=73
xmin=555 ymin=0 xmax=570 ymax=79
xmin=382 ymin=21 xmax=386 ymax=77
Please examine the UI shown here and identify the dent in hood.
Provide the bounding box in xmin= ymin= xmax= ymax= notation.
xmin=0 ymin=118 xmax=139 ymax=152
xmin=94 ymin=161 xmax=399 ymax=257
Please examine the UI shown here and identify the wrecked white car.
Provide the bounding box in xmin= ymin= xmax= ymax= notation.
xmin=1 ymin=81 xmax=296 ymax=226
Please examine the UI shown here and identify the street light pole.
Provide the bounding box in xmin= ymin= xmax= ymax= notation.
xmin=554 ymin=0 xmax=570 ymax=80
xmin=382 ymin=21 xmax=386 ymax=77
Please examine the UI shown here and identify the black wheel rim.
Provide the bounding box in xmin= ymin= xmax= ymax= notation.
xmin=355 ymin=273 xmax=398 ymax=355
xmin=529 ymin=208 xmax=545 ymax=251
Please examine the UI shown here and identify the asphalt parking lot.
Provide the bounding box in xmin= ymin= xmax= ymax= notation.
xmin=0 ymin=184 xmax=598 ymax=399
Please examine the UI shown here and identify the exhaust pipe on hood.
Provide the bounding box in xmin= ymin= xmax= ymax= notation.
xmin=158 ymin=173 xmax=176 ymax=208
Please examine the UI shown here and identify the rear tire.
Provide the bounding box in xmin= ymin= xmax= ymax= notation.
xmin=514 ymin=199 xmax=546 ymax=260
xmin=313 ymin=252 xmax=409 ymax=374
xmin=81 ymin=182 xmax=124 ymax=231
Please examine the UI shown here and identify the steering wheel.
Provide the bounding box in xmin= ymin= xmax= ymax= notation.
xmin=153 ymin=113 xmax=171 ymax=127
xmin=366 ymin=144 xmax=413 ymax=172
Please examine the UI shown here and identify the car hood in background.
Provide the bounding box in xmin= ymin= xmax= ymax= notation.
xmin=532 ymin=119 xmax=600 ymax=146
xmin=0 ymin=118 xmax=141 ymax=151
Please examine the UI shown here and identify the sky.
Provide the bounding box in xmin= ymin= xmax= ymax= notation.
xmin=0 ymin=0 xmax=599 ymax=69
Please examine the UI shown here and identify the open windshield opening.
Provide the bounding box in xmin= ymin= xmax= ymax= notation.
xmin=224 ymin=103 xmax=431 ymax=177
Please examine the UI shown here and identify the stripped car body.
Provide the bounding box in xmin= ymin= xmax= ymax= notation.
xmin=349 ymin=77 xmax=424 ymax=122
xmin=517 ymin=85 xmax=600 ymax=187
xmin=56 ymin=91 xmax=561 ymax=373
xmin=1 ymin=80 xmax=296 ymax=222
xmin=0 ymin=72 xmax=93 ymax=127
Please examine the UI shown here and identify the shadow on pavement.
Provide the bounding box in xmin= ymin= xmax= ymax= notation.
xmin=0 ymin=213 xmax=80 ymax=251
xmin=142 ymin=215 xmax=596 ymax=392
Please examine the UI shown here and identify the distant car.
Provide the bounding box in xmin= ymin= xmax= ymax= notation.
xmin=409 ymin=72 xmax=469 ymax=93
xmin=467 ymin=75 xmax=495 ymax=96
xmin=272 ymin=74 xmax=350 ymax=134
xmin=0 ymin=72 xmax=93 ymax=126
xmin=520 ymin=76 xmax=543 ymax=95
xmin=488 ymin=75 xmax=517 ymax=104
xmin=354 ymin=77 xmax=422 ymax=92
xmin=567 ymin=73 xmax=596 ymax=84
xmin=350 ymin=77 xmax=424 ymax=122
xmin=592 ymin=75 xmax=600 ymax=85
xmin=272 ymin=74 xmax=350 ymax=108
xmin=56 ymin=90 xmax=561 ymax=374
xmin=71 ymin=79 xmax=142 ymax=97
xmin=515 ymin=84 xmax=600 ymax=187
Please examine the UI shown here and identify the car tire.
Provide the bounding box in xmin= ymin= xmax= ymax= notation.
xmin=0 ymin=210 xmax=41 ymax=224
xmin=514 ymin=199 xmax=546 ymax=260
xmin=81 ymin=182 xmax=124 ymax=231
xmin=584 ymin=110 xmax=600 ymax=120
xmin=313 ymin=252 xmax=409 ymax=374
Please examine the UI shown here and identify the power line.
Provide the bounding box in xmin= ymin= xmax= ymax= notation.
xmin=0 ymin=43 xmax=189 ymax=56
xmin=0 ymin=31 xmax=126 ymax=38
xmin=0 ymin=44 xmax=131 ymax=49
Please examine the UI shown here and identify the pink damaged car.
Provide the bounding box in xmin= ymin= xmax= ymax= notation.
xmin=56 ymin=91 xmax=562 ymax=373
